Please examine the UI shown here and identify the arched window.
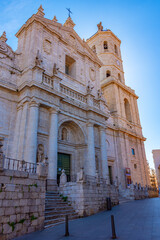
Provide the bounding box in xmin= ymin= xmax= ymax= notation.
xmin=61 ymin=127 xmax=68 ymax=141
xmin=118 ymin=73 xmax=121 ymax=81
xmin=124 ymin=98 xmax=132 ymax=122
xmin=92 ymin=45 xmax=96 ymax=53
xmin=106 ymin=70 xmax=111 ymax=78
xmin=114 ymin=44 xmax=118 ymax=54
xmin=104 ymin=41 xmax=108 ymax=51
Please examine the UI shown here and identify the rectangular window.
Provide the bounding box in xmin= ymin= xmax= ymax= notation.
xmin=108 ymin=166 xmax=113 ymax=185
xmin=131 ymin=148 xmax=135 ymax=155
xmin=65 ymin=55 xmax=76 ymax=78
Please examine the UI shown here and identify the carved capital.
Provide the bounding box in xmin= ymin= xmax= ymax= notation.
xmin=29 ymin=100 xmax=39 ymax=108
xmin=49 ymin=108 xmax=59 ymax=115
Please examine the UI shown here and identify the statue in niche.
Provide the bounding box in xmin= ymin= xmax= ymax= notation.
xmin=53 ymin=63 xmax=59 ymax=75
xmin=61 ymin=127 xmax=68 ymax=141
xmin=37 ymin=144 xmax=44 ymax=163
xmin=86 ymin=80 xmax=94 ymax=94
xmin=35 ymin=50 xmax=43 ymax=67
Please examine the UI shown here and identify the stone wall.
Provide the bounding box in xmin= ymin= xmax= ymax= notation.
xmin=59 ymin=177 xmax=119 ymax=217
xmin=0 ymin=169 xmax=46 ymax=240
xmin=119 ymin=184 xmax=159 ymax=200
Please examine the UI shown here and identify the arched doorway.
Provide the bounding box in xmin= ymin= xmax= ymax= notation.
xmin=58 ymin=120 xmax=86 ymax=184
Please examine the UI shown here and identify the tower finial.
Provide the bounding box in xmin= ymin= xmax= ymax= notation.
xmin=0 ymin=31 xmax=7 ymax=42
xmin=36 ymin=5 xmax=45 ymax=17
xmin=52 ymin=16 xmax=58 ymax=22
xmin=97 ymin=22 xmax=103 ymax=31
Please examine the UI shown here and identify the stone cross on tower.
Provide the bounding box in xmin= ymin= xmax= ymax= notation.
xmin=66 ymin=8 xmax=72 ymax=18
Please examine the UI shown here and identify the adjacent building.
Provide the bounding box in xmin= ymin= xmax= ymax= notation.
xmin=152 ymin=149 xmax=160 ymax=190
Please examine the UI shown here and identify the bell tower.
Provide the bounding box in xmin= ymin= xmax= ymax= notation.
xmin=87 ymin=23 xmax=150 ymax=188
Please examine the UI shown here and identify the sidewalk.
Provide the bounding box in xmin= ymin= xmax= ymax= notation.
xmin=15 ymin=198 xmax=160 ymax=240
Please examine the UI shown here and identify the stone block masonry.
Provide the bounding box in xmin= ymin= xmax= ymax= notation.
xmin=0 ymin=169 xmax=46 ymax=240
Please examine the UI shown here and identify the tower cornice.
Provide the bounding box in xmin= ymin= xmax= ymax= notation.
xmin=101 ymin=78 xmax=138 ymax=99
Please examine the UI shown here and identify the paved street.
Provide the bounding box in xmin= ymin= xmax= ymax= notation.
xmin=15 ymin=198 xmax=160 ymax=240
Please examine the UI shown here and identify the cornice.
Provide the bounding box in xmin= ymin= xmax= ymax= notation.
xmin=106 ymin=123 xmax=146 ymax=141
xmin=101 ymin=78 xmax=138 ymax=98
xmin=86 ymin=30 xmax=121 ymax=44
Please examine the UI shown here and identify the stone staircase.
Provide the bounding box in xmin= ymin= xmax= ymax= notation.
xmin=44 ymin=191 xmax=79 ymax=228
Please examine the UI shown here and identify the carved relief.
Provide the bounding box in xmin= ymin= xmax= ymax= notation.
xmin=43 ymin=39 xmax=52 ymax=54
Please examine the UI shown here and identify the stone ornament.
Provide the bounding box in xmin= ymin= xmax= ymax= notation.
xmin=86 ymin=80 xmax=94 ymax=94
xmin=37 ymin=144 xmax=44 ymax=163
xmin=53 ymin=63 xmax=59 ymax=75
xmin=60 ymin=169 xmax=67 ymax=185
xmin=0 ymin=39 xmax=14 ymax=60
xmin=97 ymin=89 xmax=103 ymax=99
xmin=0 ymin=31 xmax=7 ymax=42
xmin=53 ymin=16 xmax=58 ymax=22
xmin=35 ymin=50 xmax=43 ymax=67
xmin=36 ymin=5 xmax=45 ymax=17
xmin=97 ymin=22 xmax=103 ymax=31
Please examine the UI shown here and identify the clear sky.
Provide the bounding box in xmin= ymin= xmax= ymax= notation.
xmin=0 ymin=0 xmax=160 ymax=168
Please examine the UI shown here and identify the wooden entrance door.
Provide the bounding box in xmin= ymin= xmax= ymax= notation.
xmin=57 ymin=153 xmax=70 ymax=185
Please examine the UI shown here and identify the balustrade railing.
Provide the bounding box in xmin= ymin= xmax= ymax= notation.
xmin=4 ymin=157 xmax=37 ymax=173
xmin=60 ymin=84 xmax=87 ymax=104
xmin=42 ymin=73 xmax=54 ymax=88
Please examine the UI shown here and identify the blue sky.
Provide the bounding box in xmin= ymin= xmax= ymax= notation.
xmin=0 ymin=0 xmax=160 ymax=168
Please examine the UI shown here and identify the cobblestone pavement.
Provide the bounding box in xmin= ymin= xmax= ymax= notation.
xmin=15 ymin=197 xmax=160 ymax=240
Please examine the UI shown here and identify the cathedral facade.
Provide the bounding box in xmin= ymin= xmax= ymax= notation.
xmin=0 ymin=6 xmax=149 ymax=214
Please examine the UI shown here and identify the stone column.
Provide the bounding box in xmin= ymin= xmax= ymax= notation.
xmin=100 ymin=127 xmax=109 ymax=181
xmin=86 ymin=123 xmax=96 ymax=177
xmin=12 ymin=104 xmax=23 ymax=159
xmin=25 ymin=101 xmax=39 ymax=163
xmin=17 ymin=101 xmax=29 ymax=160
xmin=48 ymin=109 xmax=58 ymax=180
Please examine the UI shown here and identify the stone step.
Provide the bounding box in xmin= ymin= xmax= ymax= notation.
xmin=45 ymin=198 xmax=67 ymax=202
xmin=45 ymin=190 xmax=79 ymax=228
xmin=45 ymin=203 xmax=69 ymax=208
xmin=45 ymin=212 xmax=78 ymax=220
xmin=44 ymin=215 xmax=78 ymax=227
xmin=45 ymin=206 xmax=74 ymax=212
xmin=46 ymin=191 xmax=59 ymax=194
